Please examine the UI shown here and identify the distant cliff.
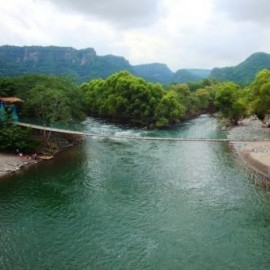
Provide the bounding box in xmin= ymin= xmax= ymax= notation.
xmin=210 ymin=52 xmax=270 ymax=84
xmin=1 ymin=45 xmax=269 ymax=84
xmin=172 ymin=69 xmax=211 ymax=83
xmin=133 ymin=63 xmax=174 ymax=84
xmin=0 ymin=45 xmax=131 ymax=82
xmin=0 ymin=45 xmax=209 ymax=84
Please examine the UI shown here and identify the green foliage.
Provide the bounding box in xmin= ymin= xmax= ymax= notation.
xmin=0 ymin=46 xmax=132 ymax=83
xmin=27 ymin=86 xmax=71 ymax=125
xmin=169 ymin=84 xmax=196 ymax=116
xmin=194 ymin=88 xmax=211 ymax=110
xmin=155 ymin=117 xmax=169 ymax=128
xmin=172 ymin=69 xmax=201 ymax=83
xmin=0 ymin=45 xmax=174 ymax=84
xmin=187 ymin=78 xmax=218 ymax=92
xmin=0 ymin=74 xmax=86 ymax=150
xmin=2 ymin=46 xmax=270 ymax=86
xmin=1 ymin=66 xmax=270 ymax=139
xmin=155 ymin=91 xmax=185 ymax=127
xmin=0 ymin=122 xmax=39 ymax=152
xmin=214 ymin=82 xmax=246 ymax=124
xmin=249 ymin=69 xmax=270 ymax=120
xmin=81 ymin=71 xmax=184 ymax=127
xmin=0 ymin=74 xmax=85 ymax=125
xmin=81 ymin=71 xmax=219 ymax=128
xmin=210 ymin=52 xmax=270 ymax=84
xmin=0 ymin=45 xmax=214 ymax=85
xmin=133 ymin=63 xmax=174 ymax=84
xmin=0 ymin=77 xmax=18 ymax=96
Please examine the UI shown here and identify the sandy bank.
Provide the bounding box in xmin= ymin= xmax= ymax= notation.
xmin=0 ymin=153 xmax=39 ymax=178
xmin=235 ymin=142 xmax=270 ymax=178
xmin=228 ymin=117 xmax=270 ymax=179
xmin=0 ymin=132 xmax=84 ymax=179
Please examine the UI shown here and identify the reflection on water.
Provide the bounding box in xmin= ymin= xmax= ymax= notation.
xmin=0 ymin=116 xmax=270 ymax=269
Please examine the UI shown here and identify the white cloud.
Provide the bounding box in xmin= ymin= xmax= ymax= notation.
xmin=0 ymin=0 xmax=270 ymax=71
xmin=40 ymin=0 xmax=161 ymax=28
xmin=215 ymin=0 xmax=270 ymax=24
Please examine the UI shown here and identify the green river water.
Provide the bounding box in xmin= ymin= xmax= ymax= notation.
xmin=0 ymin=116 xmax=270 ymax=269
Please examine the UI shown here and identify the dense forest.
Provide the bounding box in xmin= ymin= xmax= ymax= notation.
xmin=210 ymin=52 xmax=270 ymax=84
xmin=80 ymin=71 xmax=216 ymax=127
xmin=3 ymin=46 xmax=270 ymax=85
xmin=1 ymin=68 xmax=270 ymax=152
xmin=0 ymin=45 xmax=209 ymax=84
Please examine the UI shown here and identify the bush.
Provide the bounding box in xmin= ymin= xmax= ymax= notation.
xmin=0 ymin=122 xmax=39 ymax=153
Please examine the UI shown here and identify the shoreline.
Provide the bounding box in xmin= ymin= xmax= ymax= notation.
xmin=1 ymin=117 xmax=270 ymax=181
xmin=0 ymin=132 xmax=84 ymax=179
xmin=228 ymin=117 xmax=270 ymax=180
xmin=0 ymin=153 xmax=40 ymax=178
xmin=0 ymin=146 xmax=78 ymax=179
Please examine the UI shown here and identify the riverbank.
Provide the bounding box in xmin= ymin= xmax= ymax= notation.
xmin=0 ymin=153 xmax=39 ymax=178
xmin=2 ymin=116 xmax=270 ymax=180
xmin=228 ymin=117 xmax=270 ymax=179
xmin=0 ymin=132 xmax=84 ymax=179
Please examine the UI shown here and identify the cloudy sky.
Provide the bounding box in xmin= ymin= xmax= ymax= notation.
xmin=1 ymin=0 xmax=270 ymax=71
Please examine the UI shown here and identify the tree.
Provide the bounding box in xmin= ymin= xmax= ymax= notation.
xmin=194 ymin=88 xmax=211 ymax=111
xmin=0 ymin=74 xmax=86 ymax=124
xmin=27 ymin=85 xmax=71 ymax=125
xmin=0 ymin=121 xmax=39 ymax=152
xmin=214 ymin=82 xmax=246 ymax=124
xmin=13 ymin=75 xmax=84 ymax=123
xmin=249 ymin=69 xmax=270 ymax=120
xmin=194 ymin=86 xmax=216 ymax=113
xmin=81 ymin=71 xmax=167 ymax=127
xmin=14 ymin=75 xmax=85 ymax=141
xmin=155 ymin=91 xmax=185 ymax=127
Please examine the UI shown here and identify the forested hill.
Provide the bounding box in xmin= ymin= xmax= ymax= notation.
xmin=1 ymin=45 xmax=269 ymax=84
xmin=0 ymin=45 xmax=132 ymax=83
xmin=172 ymin=69 xmax=211 ymax=83
xmin=133 ymin=63 xmax=174 ymax=84
xmin=0 ymin=45 xmax=209 ymax=84
xmin=210 ymin=52 xmax=270 ymax=84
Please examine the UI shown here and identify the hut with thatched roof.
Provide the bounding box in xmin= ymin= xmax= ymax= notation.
xmin=0 ymin=97 xmax=23 ymax=103
xmin=0 ymin=97 xmax=23 ymax=122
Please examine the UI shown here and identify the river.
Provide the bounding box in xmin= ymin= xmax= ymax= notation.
xmin=0 ymin=115 xmax=270 ymax=269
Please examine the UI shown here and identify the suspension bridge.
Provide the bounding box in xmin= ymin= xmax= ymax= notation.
xmin=14 ymin=122 xmax=270 ymax=143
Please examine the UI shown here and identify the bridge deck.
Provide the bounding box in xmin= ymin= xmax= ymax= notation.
xmin=15 ymin=122 xmax=270 ymax=143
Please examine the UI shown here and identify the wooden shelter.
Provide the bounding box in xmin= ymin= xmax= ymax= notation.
xmin=0 ymin=97 xmax=23 ymax=103
xmin=0 ymin=97 xmax=23 ymax=122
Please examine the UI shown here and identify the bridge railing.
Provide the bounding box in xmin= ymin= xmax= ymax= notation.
xmin=14 ymin=122 xmax=270 ymax=143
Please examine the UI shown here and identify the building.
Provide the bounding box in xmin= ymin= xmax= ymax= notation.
xmin=0 ymin=97 xmax=23 ymax=122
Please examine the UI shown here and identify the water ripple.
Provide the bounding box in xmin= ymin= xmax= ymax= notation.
xmin=1 ymin=116 xmax=270 ymax=269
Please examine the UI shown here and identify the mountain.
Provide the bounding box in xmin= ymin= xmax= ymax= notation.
xmin=172 ymin=69 xmax=200 ymax=83
xmin=0 ymin=45 xmax=206 ymax=84
xmin=210 ymin=52 xmax=270 ymax=84
xmin=186 ymin=69 xmax=211 ymax=78
xmin=0 ymin=45 xmax=132 ymax=82
xmin=1 ymin=45 xmax=269 ymax=85
xmin=172 ymin=69 xmax=210 ymax=83
xmin=133 ymin=63 xmax=174 ymax=84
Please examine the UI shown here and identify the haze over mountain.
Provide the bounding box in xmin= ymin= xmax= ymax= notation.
xmin=210 ymin=52 xmax=270 ymax=84
xmin=172 ymin=69 xmax=211 ymax=83
xmin=0 ymin=45 xmax=211 ymax=84
xmin=0 ymin=45 xmax=269 ymax=85
xmin=133 ymin=63 xmax=174 ymax=84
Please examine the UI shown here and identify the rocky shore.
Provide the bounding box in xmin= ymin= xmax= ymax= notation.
xmin=228 ymin=117 xmax=270 ymax=179
xmin=0 ymin=153 xmax=39 ymax=177
xmin=1 ymin=117 xmax=270 ymax=180
xmin=0 ymin=132 xmax=84 ymax=179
